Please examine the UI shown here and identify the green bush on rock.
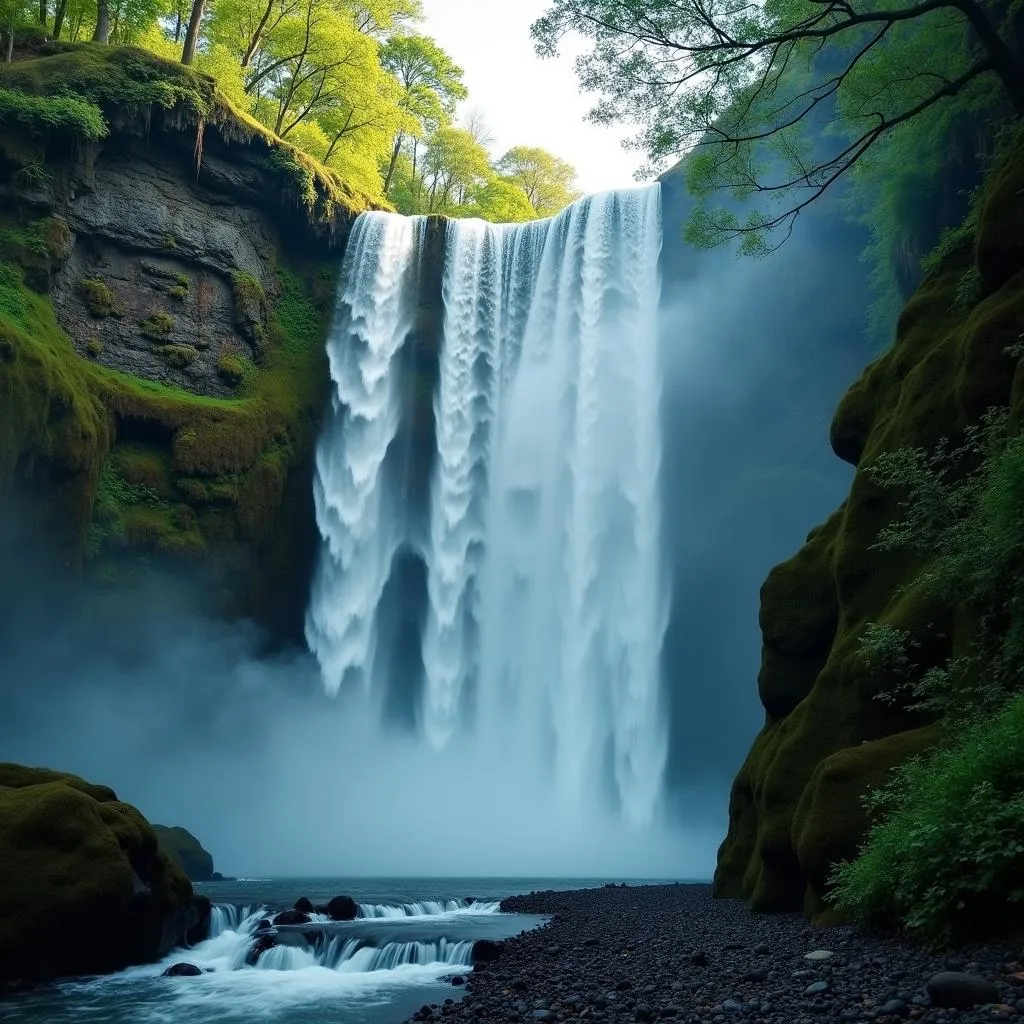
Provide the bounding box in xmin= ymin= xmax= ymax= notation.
xmin=829 ymin=696 xmax=1024 ymax=945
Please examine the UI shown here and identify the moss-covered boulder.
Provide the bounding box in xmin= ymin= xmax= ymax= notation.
xmin=152 ymin=825 xmax=214 ymax=882
xmin=0 ymin=763 xmax=209 ymax=985
xmin=714 ymin=129 xmax=1024 ymax=918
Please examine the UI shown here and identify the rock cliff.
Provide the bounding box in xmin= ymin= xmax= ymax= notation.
xmin=714 ymin=130 xmax=1024 ymax=917
xmin=0 ymin=44 xmax=375 ymax=639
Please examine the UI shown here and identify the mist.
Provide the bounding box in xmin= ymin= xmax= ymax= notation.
xmin=0 ymin=520 xmax=715 ymax=879
xmin=0 ymin=176 xmax=876 ymax=882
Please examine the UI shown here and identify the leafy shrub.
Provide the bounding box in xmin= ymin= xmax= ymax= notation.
xmin=78 ymin=278 xmax=120 ymax=318
xmin=156 ymin=343 xmax=197 ymax=368
xmin=216 ymin=346 xmax=246 ymax=385
xmin=85 ymin=337 xmax=103 ymax=358
xmin=140 ymin=311 xmax=174 ymax=338
xmin=829 ymin=695 xmax=1024 ymax=946
xmin=830 ymin=408 xmax=1024 ymax=942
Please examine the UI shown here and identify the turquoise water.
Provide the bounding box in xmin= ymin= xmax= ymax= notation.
xmin=4 ymin=877 xmax=679 ymax=1024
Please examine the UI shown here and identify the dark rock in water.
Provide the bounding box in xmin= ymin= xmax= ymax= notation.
xmin=273 ymin=909 xmax=311 ymax=926
xmin=450 ymin=976 xmax=466 ymax=986
xmin=325 ymin=895 xmax=358 ymax=921
xmin=256 ymin=918 xmax=273 ymax=932
xmin=690 ymin=951 xmax=709 ymax=967
xmin=880 ymin=999 xmax=910 ymax=1017
xmin=472 ymin=939 xmax=504 ymax=963
xmin=246 ymin=934 xmax=277 ymax=966
xmin=162 ymin=962 xmax=202 ymax=977
xmin=464 ymin=897 xmax=476 ymax=905
xmin=926 ymin=972 xmax=1001 ymax=1008
xmin=293 ymin=897 xmax=314 ymax=914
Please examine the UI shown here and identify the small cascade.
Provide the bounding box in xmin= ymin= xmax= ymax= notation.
xmin=317 ymin=937 xmax=475 ymax=971
xmin=357 ymin=899 xmax=500 ymax=918
xmin=208 ymin=904 xmax=265 ymax=938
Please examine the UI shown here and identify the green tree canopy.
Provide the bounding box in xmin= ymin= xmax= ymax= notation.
xmin=496 ymin=144 xmax=579 ymax=217
xmin=532 ymin=0 xmax=1024 ymax=251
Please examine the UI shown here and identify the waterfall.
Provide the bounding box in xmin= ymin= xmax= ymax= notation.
xmin=307 ymin=186 xmax=668 ymax=825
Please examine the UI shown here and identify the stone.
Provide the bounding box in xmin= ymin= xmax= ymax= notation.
xmin=324 ymin=895 xmax=358 ymax=921
xmin=805 ymin=982 xmax=830 ymax=996
xmin=162 ymin=962 xmax=202 ymax=977
xmin=272 ymin=909 xmax=311 ymax=926
xmin=805 ymin=951 xmax=835 ymax=962
xmin=927 ymin=974 xmax=1001 ymax=1009
xmin=293 ymin=897 xmax=314 ymax=914
xmin=880 ymin=1000 xmax=910 ymax=1017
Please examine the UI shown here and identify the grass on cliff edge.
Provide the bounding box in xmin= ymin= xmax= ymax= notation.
xmin=0 ymin=44 xmax=379 ymax=221
xmin=0 ymin=258 xmax=328 ymax=547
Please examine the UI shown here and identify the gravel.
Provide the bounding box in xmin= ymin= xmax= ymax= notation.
xmin=409 ymin=884 xmax=1023 ymax=1024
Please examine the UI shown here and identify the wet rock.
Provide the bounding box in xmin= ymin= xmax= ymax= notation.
xmin=805 ymin=950 xmax=835 ymax=962
xmin=881 ymin=999 xmax=910 ymax=1017
xmin=245 ymin=934 xmax=276 ymax=966
xmin=162 ymin=962 xmax=202 ymax=977
xmin=293 ymin=897 xmax=314 ymax=914
xmin=805 ymin=982 xmax=830 ymax=996
xmin=450 ymin=976 xmax=465 ymax=986
xmin=272 ymin=909 xmax=311 ymax=926
xmin=473 ymin=940 xmax=504 ymax=963
xmin=255 ymin=918 xmax=273 ymax=932
xmin=927 ymin=973 xmax=1001 ymax=1009
xmin=325 ymin=895 xmax=358 ymax=921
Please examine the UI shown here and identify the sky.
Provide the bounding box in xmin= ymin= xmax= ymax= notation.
xmin=417 ymin=0 xmax=644 ymax=196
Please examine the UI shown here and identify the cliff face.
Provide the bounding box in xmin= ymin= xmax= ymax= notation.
xmin=0 ymin=45 xmax=374 ymax=639
xmin=714 ymin=131 xmax=1024 ymax=918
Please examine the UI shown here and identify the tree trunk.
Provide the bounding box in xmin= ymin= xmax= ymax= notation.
xmin=180 ymin=0 xmax=205 ymax=65
xmin=5 ymin=21 xmax=13 ymax=62
xmin=173 ymin=10 xmax=181 ymax=41
xmin=91 ymin=0 xmax=109 ymax=42
xmin=53 ymin=0 xmax=67 ymax=37
xmin=241 ymin=0 xmax=274 ymax=67
xmin=956 ymin=0 xmax=1024 ymax=114
xmin=39 ymin=0 xmax=47 ymax=28
xmin=382 ymin=133 xmax=403 ymax=195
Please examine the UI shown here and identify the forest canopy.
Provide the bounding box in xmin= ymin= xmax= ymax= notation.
xmin=9 ymin=0 xmax=580 ymax=221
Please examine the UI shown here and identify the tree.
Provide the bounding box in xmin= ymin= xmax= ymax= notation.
xmin=467 ymin=175 xmax=538 ymax=222
xmin=379 ymin=31 xmax=467 ymax=194
xmin=496 ymin=144 xmax=579 ymax=217
xmin=180 ymin=0 xmax=205 ymax=62
xmin=91 ymin=0 xmax=109 ymax=40
xmin=419 ymin=124 xmax=491 ymax=212
xmin=532 ymin=0 xmax=1024 ymax=250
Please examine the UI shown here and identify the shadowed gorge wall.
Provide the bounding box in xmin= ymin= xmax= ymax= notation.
xmin=714 ymin=130 xmax=1024 ymax=917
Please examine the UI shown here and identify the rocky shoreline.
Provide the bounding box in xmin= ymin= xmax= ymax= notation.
xmin=413 ymin=884 xmax=1023 ymax=1024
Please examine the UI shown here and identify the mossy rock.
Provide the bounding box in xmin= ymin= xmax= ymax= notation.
xmin=715 ymin=134 xmax=1024 ymax=918
xmin=0 ymin=763 xmax=204 ymax=984
xmin=152 ymin=825 xmax=214 ymax=882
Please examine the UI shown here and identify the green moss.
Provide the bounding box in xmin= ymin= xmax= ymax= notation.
xmin=85 ymin=337 xmax=102 ymax=357
xmin=716 ymin=133 xmax=1024 ymax=923
xmin=0 ymin=763 xmax=194 ymax=984
xmin=156 ymin=343 xmax=197 ymax=368
xmin=78 ymin=277 xmax=120 ymax=318
xmin=0 ymin=215 xmax=73 ymax=275
xmin=140 ymin=311 xmax=174 ymax=339
xmin=231 ymin=271 xmax=268 ymax=350
xmin=110 ymin=443 xmax=174 ymax=499
xmin=151 ymin=825 xmax=214 ymax=882
xmin=167 ymin=285 xmax=188 ymax=301
xmin=216 ymin=349 xmax=247 ymax=385
xmin=0 ymin=45 xmax=378 ymax=222
xmin=0 ymin=86 xmax=107 ymax=139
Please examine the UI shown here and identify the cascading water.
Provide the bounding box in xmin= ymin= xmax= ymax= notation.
xmin=307 ymin=186 xmax=668 ymax=826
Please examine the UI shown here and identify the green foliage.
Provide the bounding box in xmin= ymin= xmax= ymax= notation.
xmin=85 ymin=337 xmax=102 ymax=357
xmin=77 ymin=277 xmax=119 ymax=317
xmin=168 ymin=284 xmax=188 ymax=300
xmin=829 ymin=694 xmax=1024 ymax=946
xmin=496 ymin=145 xmax=579 ymax=218
xmin=156 ymin=343 xmax=197 ymax=367
xmin=532 ymin=0 xmax=1022 ymax=253
xmin=0 ymin=86 xmax=107 ymax=139
xmin=139 ymin=310 xmax=173 ymax=338
xmin=216 ymin=347 xmax=247 ymax=385
xmin=831 ymin=406 xmax=1024 ymax=942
